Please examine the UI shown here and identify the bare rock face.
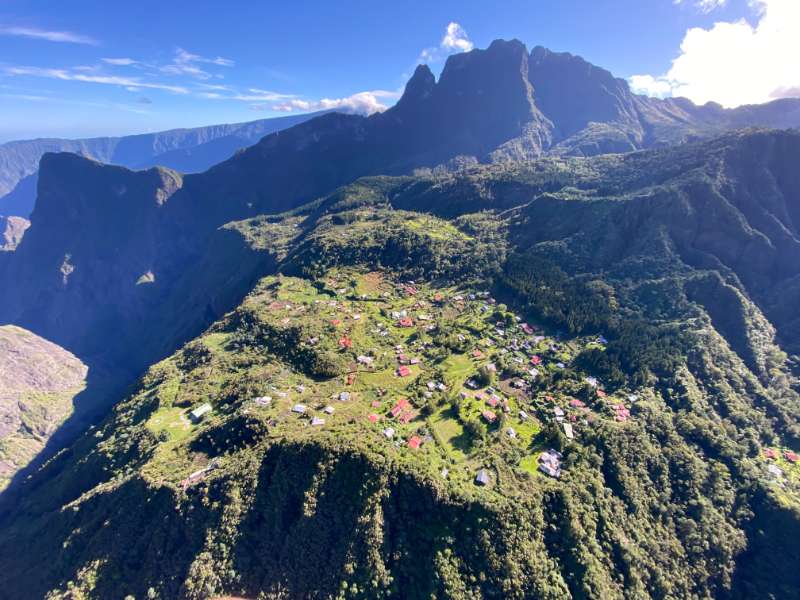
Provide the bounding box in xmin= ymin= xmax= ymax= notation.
xmin=0 ymin=216 xmax=29 ymax=250
xmin=0 ymin=325 xmax=87 ymax=489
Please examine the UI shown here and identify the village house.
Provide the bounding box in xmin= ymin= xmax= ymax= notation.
xmin=482 ymin=410 xmax=497 ymax=424
xmin=539 ymin=449 xmax=563 ymax=479
xmin=408 ymin=436 xmax=422 ymax=449
xmin=383 ymin=427 xmax=395 ymax=438
xmin=189 ymin=403 xmax=213 ymax=423
xmin=475 ymin=469 xmax=491 ymax=486
xmin=254 ymin=396 xmax=272 ymax=407
xmin=311 ymin=417 xmax=325 ymax=426
xmin=397 ymin=365 xmax=412 ymax=377
xmin=563 ymin=422 xmax=574 ymax=439
xmin=324 ymin=406 xmax=335 ymax=415
xmin=292 ymin=404 xmax=307 ymax=414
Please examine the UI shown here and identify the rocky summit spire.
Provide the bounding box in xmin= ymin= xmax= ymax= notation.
xmin=395 ymin=64 xmax=436 ymax=108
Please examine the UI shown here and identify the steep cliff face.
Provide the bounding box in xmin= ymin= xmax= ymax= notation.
xmin=0 ymin=325 xmax=87 ymax=491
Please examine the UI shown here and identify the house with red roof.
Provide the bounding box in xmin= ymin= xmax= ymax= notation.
xmin=397 ymin=317 xmax=414 ymax=328
xmin=482 ymin=410 xmax=497 ymax=424
xmin=338 ymin=336 xmax=353 ymax=348
xmin=397 ymin=365 xmax=412 ymax=377
xmin=368 ymin=414 xmax=379 ymax=423
xmin=390 ymin=398 xmax=411 ymax=418
xmin=764 ymin=448 xmax=778 ymax=460
xmin=530 ymin=355 xmax=542 ymax=365
xmin=408 ymin=436 xmax=422 ymax=449
xmin=785 ymin=450 xmax=799 ymax=463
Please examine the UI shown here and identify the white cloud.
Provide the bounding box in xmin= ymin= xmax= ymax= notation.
xmin=628 ymin=75 xmax=673 ymax=98
xmin=674 ymin=0 xmax=728 ymax=13
xmin=441 ymin=22 xmax=474 ymax=52
xmin=0 ymin=25 xmax=97 ymax=45
xmin=629 ymin=0 xmax=800 ymax=107
xmin=270 ymin=90 xmax=398 ymax=115
xmin=161 ymin=48 xmax=235 ymax=79
xmin=417 ymin=22 xmax=474 ymax=64
xmin=4 ymin=65 xmax=189 ymax=94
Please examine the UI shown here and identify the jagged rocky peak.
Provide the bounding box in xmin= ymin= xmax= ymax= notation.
xmin=396 ymin=64 xmax=436 ymax=107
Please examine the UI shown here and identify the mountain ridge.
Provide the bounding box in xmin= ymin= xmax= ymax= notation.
xmin=0 ymin=111 xmax=329 ymax=218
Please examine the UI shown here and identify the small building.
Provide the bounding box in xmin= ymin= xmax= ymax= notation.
xmin=254 ymin=396 xmax=272 ymax=407
xmin=408 ymin=436 xmax=422 ymax=449
xmin=538 ymin=449 xmax=563 ymax=479
xmin=292 ymin=404 xmax=307 ymax=414
xmin=189 ymin=403 xmax=213 ymax=423
xmin=323 ymin=405 xmax=335 ymax=415
xmin=338 ymin=391 xmax=351 ymax=402
xmin=563 ymin=422 xmax=574 ymax=440
xmin=519 ymin=410 xmax=529 ymax=421
xmin=784 ymin=450 xmax=799 ymax=463
xmin=397 ymin=365 xmax=412 ymax=377
xmin=475 ymin=469 xmax=491 ymax=486
xmin=383 ymin=427 xmax=395 ymax=439
xmin=311 ymin=417 xmax=325 ymax=426
xmin=397 ymin=317 xmax=414 ymax=328
xmin=482 ymin=410 xmax=497 ymax=424
xmin=506 ymin=427 xmax=517 ymax=439
xmin=368 ymin=414 xmax=379 ymax=423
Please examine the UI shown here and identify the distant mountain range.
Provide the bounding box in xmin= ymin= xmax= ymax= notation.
xmin=0 ymin=111 xmax=328 ymax=218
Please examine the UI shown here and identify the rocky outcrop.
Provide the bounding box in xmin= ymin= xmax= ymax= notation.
xmin=0 ymin=216 xmax=29 ymax=250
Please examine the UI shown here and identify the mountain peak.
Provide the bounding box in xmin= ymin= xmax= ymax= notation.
xmin=396 ymin=64 xmax=436 ymax=108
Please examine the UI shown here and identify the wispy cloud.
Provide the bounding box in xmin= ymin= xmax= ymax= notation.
xmin=673 ymin=0 xmax=727 ymax=14
xmin=102 ymin=57 xmax=138 ymax=66
xmin=0 ymin=25 xmax=97 ymax=45
xmin=418 ymin=22 xmax=474 ymax=64
xmin=4 ymin=65 xmax=189 ymax=94
xmin=269 ymin=90 xmax=398 ymax=116
xmin=0 ymin=92 xmax=49 ymax=101
xmin=161 ymin=48 xmax=235 ymax=80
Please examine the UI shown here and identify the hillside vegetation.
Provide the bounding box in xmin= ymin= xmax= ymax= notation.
xmin=3 ymin=130 xmax=800 ymax=598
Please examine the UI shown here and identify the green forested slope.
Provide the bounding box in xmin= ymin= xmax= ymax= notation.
xmin=2 ymin=130 xmax=800 ymax=599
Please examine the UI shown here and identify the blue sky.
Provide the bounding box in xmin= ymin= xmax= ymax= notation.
xmin=0 ymin=0 xmax=796 ymax=142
